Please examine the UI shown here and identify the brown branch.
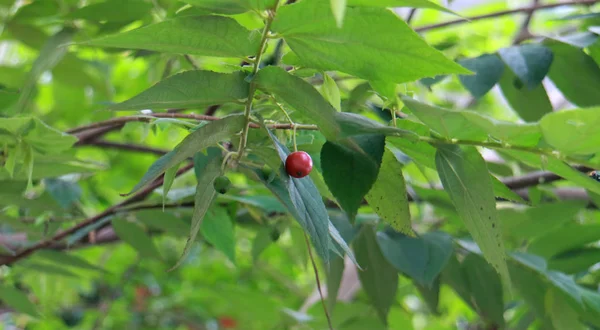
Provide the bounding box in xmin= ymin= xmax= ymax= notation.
xmin=415 ymin=0 xmax=600 ymax=32
xmin=0 ymin=162 xmax=195 ymax=266
xmin=514 ymin=0 xmax=541 ymax=45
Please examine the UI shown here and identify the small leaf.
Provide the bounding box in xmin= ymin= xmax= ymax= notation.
xmin=81 ymin=16 xmax=260 ymax=58
xmin=528 ymin=223 xmax=600 ymax=258
xmin=540 ymin=108 xmax=600 ymax=155
xmin=169 ymin=152 xmax=222 ymax=271
xmin=134 ymin=210 xmax=189 ymax=237
xmin=498 ymin=44 xmax=553 ymax=89
xmin=321 ymin=134 xmax=385 ymax=220
xmin=435 ymin=145 xmax=510 ymax=286
xmin=0 ymin=285 xmax=38 ymax=317
xmin=321 ymin=73 xmax=341 ymax=111
xmin=124 ymin=115 xmax=244 ymax=196
xmin=112 ymin=219 xmax=161 ymax=259
xmin=108 ymin=70 xmax=249 ymax=111
xmin=354 ymin=226 xmax=398 ymax=325
xmin=201 ymin=207 xmax=236 ymax=263
xmin=498 ymin=64 xmax=552 ymax=122
xmin=330 ymin=0 xmax=347 ymax=27
xmin=458 ymin=54 xmax=505 ymax=98
xmin=272 ymin=1 xmax=469 ymax=85
xmin=365 ymin=148 xmax=412 ymax=234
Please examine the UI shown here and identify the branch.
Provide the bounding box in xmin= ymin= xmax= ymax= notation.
xmin=513 ymin=0 xmax=541 ymax=45
xmin=415 ymin=0 xmax=599 ymax=32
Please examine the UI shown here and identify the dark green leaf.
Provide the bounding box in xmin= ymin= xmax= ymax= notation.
xmin=376 ymin=231 xmax=453 ymax=286
xmin=125 ymin=115 xmax=244 ymax=195
xmin=321 ymin=134 xmax=385 ymax=220
xmin=545 ymin=40 xmax=600 ymax=107
xmin=540 ymin=108 xmax=600 ymax=155
xmin=0 ymin=285 xmax=38 ymax=317
xmin=109 ymin=71 xmax=249 ymax=111
xmin=112 ymin=219 xmax=161 ymax=259
xmin=81 ymin=16 xmax=260 ymax=58
xmin=272 ymin=1 xmax=469 ymax=85
xmin=326 ymin=254 xmax=345 ymax=313
xmin=354 ymin=226 xmax=398 ymax=325
xmin=498 ymin=65 xmax=552 ymax=122
xmin=458 ymin=54 xmax=505 ymax=98
xmin=414 ymin=278 xmax=440 ymax=314
xmin=334 ymin=112 xmax=417 ymax=140
xmin=365 ymin=148 xmax=412 ymax=234
xmin=462 ymin=254 xmax=505 ymax=327
xmin=498 ymin=44 xmax=553 ymax=89
xmin=170 ymin=152 xmax=222 ymax=271
xmin=435 ymin=145 xmax=509 ymax=285
xmin=201 ymin=207 xmax=236 ymax=263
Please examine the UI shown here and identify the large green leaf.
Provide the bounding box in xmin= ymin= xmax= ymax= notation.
xmin=457 ymin=54 xmax=505 ymax=98
xmin=549 ymin=248 xmax=600 ymax=274
xmin=182 ymin=0 xmax=277 ymax=14
xmin=124 ymin=115 xmax=244 ymax=195
xmin=498 ymin=66 xmax=552 ymax=122
xmin=109 ymin=70 xmax=249 ymax=111
xmin=545 ymin=40 xmax=600 ymax=107
xmin=528 ymin=223 xmax=600 ymax=258
xmin=81 ymin=16 xmax=260 ymax=58
xmin=272 ymin=1 xmax=469 ymax=85
xmin=0 ymin=285 xmax=38 ymax=317
xmin=462 ymin=254 xmax=505 ymax=327
xmin=17 ymin=28 xmax=75 ymax=112
xmin=347 ymin=0 xmax=456 ymax=15
xmin=254 ymin=66 xmax=340 ymax=140
xmin=498 ymin=44 xmax=553 ymax=89
xmin=112 ymin=219 xmax=161 ymax=259
xmin=365 ymin=148 xmax=412 ymax=234
xmin=321 ymin=134 xmax=385 ymax=220
xmin=170 ymin=152 xmax=222 ymax=271
xmin=201 ymin=207 xmax=236 ymax=264
xmin=540 ymin=108 xmax=600 ymax=155
xmin=435 ymin=145 xmax=509 ymax=285
xmin=334 ymin=112 xmax=417 ymax=140
xmin=65 ymin=0 xmax=152 ymax=23
xmin=354 ymin=226 xmax=398 ymax=325
xmin=376 ymin=231 xmax=453 ymax=286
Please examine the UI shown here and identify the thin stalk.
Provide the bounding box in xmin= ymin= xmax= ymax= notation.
xmin=303 ymin=232 xmax=333 ymax=330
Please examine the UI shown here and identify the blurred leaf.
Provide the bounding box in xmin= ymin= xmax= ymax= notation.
xmin=365 ymin=148 xmax=412 ymax=234
xmin=35 ymin=250 xmax=105 ymax=273
xmin=327 ymin=255 xmax=345 ymax=313
xmin=201 ymin=207 xmax=236 ymax=263
xmin=547 ymin=289 xmax=584 ymax=330
xmin=498 ymin=66 xmax=552 ymax=122
xmin=44 ymin=178 xmax=81 ymax=209
xmin=414 ymin=278 xmax=440 ymax=314
xmin=66 ymin=0 xmax=152 ymax=22
xmin=321 ymin=134 xmax=385 ymax=220
xmin=182 ymin=0 xmax=277 ymax=14
xmin=81 ymin=16 xmax=260 ymax=58
xmin=435 ymin=145 xmax=509 ymax=286
xmin=498 ymin=44 xmax=553 ymax=89
xmin=528 ymin=223 xmax=600 ymax=258
xmin=125 ymin=115 xmax=244 ymax=195
xmin=540 ymin=108 xmax=600 ymax=155
xmin=354 ymin=226 xmax=398 ymax=325
xmin=112 ymin=219 xmax=161 ymax=259
xmin=134 ymin=210 xmax=190 ymax=237
xmin=0 ymin=285 xmax=38 ymax=317
xmin=272 ymin=1 xmax=469 ymax=85
xmin=251 ymin=227 xmax=274 ymax=261
xmin=458 ymin=54 xmax=505 ymax=98
xmin=321 ymin=73 xmax=341 ymax=111
xmin=549 ymin=248 xmax=600 ymax=274
xmin=109 ymin=70 xmax=249 ymax=111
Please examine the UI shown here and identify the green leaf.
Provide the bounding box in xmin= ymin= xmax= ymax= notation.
xmin=528 ymin=223 xmax=600 ymax=258
xmin=498 ymin=65 xmax=552 ymax=122
xmin=414 ymin=278 xmax=440 ymax=314
xmin=354 ymin=226 xmax=398 ymax=325
xmin=254 ymin=66 xmax=340 ymax=140
xmin=272 ymin=1 xmax=469 ymax=85
xmin=17 ymin=28 xmax=75 ymax=112
xmin=498 ymin=44 xmax=553 ymax=89
xmin=112 ymin=219 xmax=161 ymax=259
xmin=109 ymin=71 xmax=249 ymax=111
xmin=435 ymin=145 xmax=509 ymax=285
xmin=162 ymin=164 xmax=179 ymax=209
xmin=201 ymin=207 xmax=236 ymax=263
xmin=251 ymin=227 xmax=274 ymax=261
xmin=44 ymin=178 xmax=81 ymax=209
xmin=326 ymin=254 xmax=345 ymax=313
xmin=460 ymin=112 xmax=542 ymax=147
xmin=330 ymin=0 xmax=347 ymax=27
xmin=347 ymin=0 xmax=457 ymax=15
xmin=321 ymin=73 xmax=341 ymax=111
xmin=335 ymin=112 xmax=417 ymax=140
xmin=545 ymin=40 xmax=600 ymax=107
xmin=134 ymin=210 xmax=190 ymax=237
xmin=65 ymin=0 xmax=152 ymax=23
xmin=458 ymin=54 xmax=505 ymax=98
xmin=34 ymin=250 xmax=106 ymax=273
xmin=365 ymin=148 xmax=412 ymax=234
xmin=376 ymin=231 xmax=453 ymax=286
xmin=81 ymin=16 xmax=260 ymax=58
xmin=182 ymin=0 xmax=277 ymax=14
xmin=540 ymin=108 xmax=600 ymax=155
xmin=548 ymin=248 xmax=600 ymax=274
xmin=321 ymin=134 xmax=385 ymax=220
xmin=547 ymin=289 xmax=584 ymax=330
xmin=0 ymin=285 xmax=38 ymax=317
xmin=124 ymin=115 xmax=244 ymax=196
xmin=18 ymin=262 xmax=78 ymax=278
xmin=504 ymin=150 xmax=600 ymax=195
xmin=170 ymin=152 xmax=222 ymax=271
xmin=462 ymin=254 xmax=505 ymax=327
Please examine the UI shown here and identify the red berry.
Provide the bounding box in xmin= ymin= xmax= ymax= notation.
xmin=285 ymin=151 xmax=313 ymax=178
xmin=219 ymin=316 xmax=237 ymax=329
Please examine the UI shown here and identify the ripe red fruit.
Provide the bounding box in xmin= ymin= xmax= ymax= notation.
xmin=285 ymin=151 xmax=313 ymax=178
xmin=218 ymin=316 xmax=237 ymax=329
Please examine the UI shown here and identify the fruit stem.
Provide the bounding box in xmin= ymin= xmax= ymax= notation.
xmin=272 ymin=97 xmax=298 ymax=151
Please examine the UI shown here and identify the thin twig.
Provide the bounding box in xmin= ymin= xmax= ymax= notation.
xmin=303 ymin=232 xmax=333 ymax=330
xmin=415 ymin=0 xmax=600 ymax=32
xmin=513 ymin=0 xmax=541 ymax=45
xmin=406 ymin=8 xmax=418 ymax=25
